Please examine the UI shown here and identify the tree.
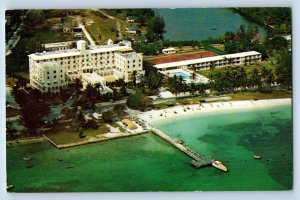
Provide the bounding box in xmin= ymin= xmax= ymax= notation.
xmin=266 ymin=36 xmax=288 ymax=52
xmin=73 ymin=78 xmax=83 ymax=94
xmin=275 ymin=50 xmax=292 ymax=88
xmin=146 ymin=16 xmax=165 ymax=42
xmin=78 ymin=128 xmax=85 ymax=138
xmin=20 ymin=99 xmax=50 ymax=134
xmin=6 ymin=121 xmax=17 ymax=139
xmin=102 ymin=110 xmax=115 ymax=123
xmin=132 ymin=70 xmax=137 ymax=87
xmin=249 ymin=68 xmax=262 ymax=88
xmin=210 ymin=61 xmax=216 ymax=71
xmin=126 ymin=93 xmax=151 ymax=111
xmin=191 ymin=72 xmax=197 ymax=82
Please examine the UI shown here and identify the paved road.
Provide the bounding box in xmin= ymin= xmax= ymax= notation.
xmin=6 ymin=11 xmax=28 ymax=56
xmin=92 ymin=9 xmax=115 ymax=20
xmin=78 ymin=23 xmax=96 ymax=46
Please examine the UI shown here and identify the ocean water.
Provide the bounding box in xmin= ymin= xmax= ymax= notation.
xmin=154 ymin=105 xmax=293 ymax=190
xmin=154 ymin=8 xmax=266 ymax=41
xmin=6 ymin=105 xmax=292 ymax=192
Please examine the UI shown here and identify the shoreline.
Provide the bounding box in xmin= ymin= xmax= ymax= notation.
xmin=138 ymin=98 xmax=292 ymax=125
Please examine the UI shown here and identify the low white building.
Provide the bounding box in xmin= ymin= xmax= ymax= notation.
xmin=28 ymin=40 xmax=144 ymax=93
xmin=29 ymin=62 xmax=68 ymax=93
xmin=154 ymin=51 xmax=262 ymax=72
xmin=42 ymin=41 xmax=75 ymax=51
xmin=162 ymin=47 xmax=176 ymax=55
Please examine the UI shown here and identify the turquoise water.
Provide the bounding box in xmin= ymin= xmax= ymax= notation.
xmin=154 ymin=105 xmax=293 ymax=190
xmin=7 ymin=105 xmax=292 ymax=192
xmin=154 ymin=8 xmax=266 ymax=41
xmin=174 ymin=72 xmax=190 ymax=80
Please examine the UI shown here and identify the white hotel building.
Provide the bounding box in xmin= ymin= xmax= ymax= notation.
xmin=29 ymin=40 xmax=144 ymax=93
xmin=153 ymin=51 xmax=262 ymax=72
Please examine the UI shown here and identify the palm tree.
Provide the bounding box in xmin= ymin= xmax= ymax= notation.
xmin=249 ymin=68 xmax=261 ymax=89
xmin=178 ymin=75 xmax=184 ymax=84
xmin=267 ymin=71 xmax=275 ymax=91
xmin=260 ymin=67 xmax=270 ymax=87
xmin=231 ymin=70 xmax=239 ymax=90
xmin=210 ymin=61 xmax=216 ymax=71
xmin=191 ymin=72 xmax=197 ymax=82
xmin=132 ymin=70 xmax=137 ymax=87
xmin=190 ymin=83 xmax=196 ymax=95
xmin=74 ymin=78 xmax=83 ymax=94
xmin=223 ymin=70 xmax=233 ymax=93
xmin=198 ymin=83 xmax=206 ymax=96
xmin=237 ymin=67 xmax=247 ymax=90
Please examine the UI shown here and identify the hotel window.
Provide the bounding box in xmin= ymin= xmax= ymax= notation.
xmin=54 ymin=76 xmax=57 ymax=79
xmin=53 ymin=70 xmax=56 ymax=73
xmin=47 ymin=76 xmax=50 ymax=79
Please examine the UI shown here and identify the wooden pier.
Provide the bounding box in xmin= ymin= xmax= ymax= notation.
xmin=151 ymin=127 xmax=213 ymax=168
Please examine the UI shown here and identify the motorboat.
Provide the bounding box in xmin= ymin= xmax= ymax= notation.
xmin=254 ymin=155 xmax=262 ymax=160
xmin=212 ymin=160 xmax=228 ymax=172
xmin=22 ymin=157 xmax=31 ymax=161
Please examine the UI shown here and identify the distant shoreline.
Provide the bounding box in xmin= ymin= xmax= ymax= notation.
xmin=138 ymin=98 xmax=291 ymax=125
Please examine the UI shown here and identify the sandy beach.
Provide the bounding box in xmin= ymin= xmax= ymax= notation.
xmin=138 ymin=98 xmax=292 ymax=124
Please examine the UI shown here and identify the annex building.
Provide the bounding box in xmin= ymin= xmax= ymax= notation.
xmin=153 ymin=51 xmax=262 ymax=72
xmin=29 ymin=40 xmax=144 ymax=93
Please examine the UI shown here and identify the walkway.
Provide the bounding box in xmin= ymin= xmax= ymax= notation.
xmin=92 ymin=9 xmax=115 ymax=20
xmin=78 ymin=23 xmax=96 ymax=46
xmin=150 ymin=126 xmax=213 ymax=167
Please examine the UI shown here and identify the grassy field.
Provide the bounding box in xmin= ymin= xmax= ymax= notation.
xmin=229 ymin=90 xmax=292 ymax=101
xmin=210 ymin=43 xmax=225 ymax=51
xmin=84 ymin=10 xmax=119 ymax=44
xmin=44 ymin=123 xmax=110 ymax=145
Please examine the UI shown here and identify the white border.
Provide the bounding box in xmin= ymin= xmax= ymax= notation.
xmin=1 ymin=1 xmax=299 ymax=200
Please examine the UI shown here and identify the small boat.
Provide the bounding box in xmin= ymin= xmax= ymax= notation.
xmin=254 ymin=155 xmax=262 ymax=160
xmin=22 ymin=157 xmax=31 ymax=161
xmin=212 ymin=160 xmax=228 ymax=172
xmin=211 ymin=27 xmax=217 ymax=30
xmin=7 ymin=184 xmax=14 ymax=190
xmin=65 ymin=164 xmax=74 ymax=169
xmin=57 ymin=158 xmax=64 ymax=161
xmin=26 ymin=163 xmax=33 ymax=168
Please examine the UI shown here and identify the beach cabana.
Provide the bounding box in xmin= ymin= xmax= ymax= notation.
xmin=121 ymin=119 xmax=137 ymax=130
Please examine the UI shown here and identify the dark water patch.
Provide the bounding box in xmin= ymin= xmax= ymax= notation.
xmin=198 ymin=133 xmax=234 ymax=145
xmin=238 ymin=119 xmax=293 ymax=189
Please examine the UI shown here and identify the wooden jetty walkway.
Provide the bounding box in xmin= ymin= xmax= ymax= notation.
xmin=151 ymin=127 xmax=213 ymax=168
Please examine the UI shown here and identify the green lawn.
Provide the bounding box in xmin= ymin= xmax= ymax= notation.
xmin=210 ymin=43 xmax=225 ymax=51
xmin=44 ymin=123 xmax=109 ymax=145
xmin=229 ymin=90 xmax=292 ymax=101
xmin=84 ymin=10 xmax=119 ymax=44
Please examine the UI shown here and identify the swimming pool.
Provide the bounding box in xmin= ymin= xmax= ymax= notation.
xmin=174 ymin=72 xmax=190 ymax=80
